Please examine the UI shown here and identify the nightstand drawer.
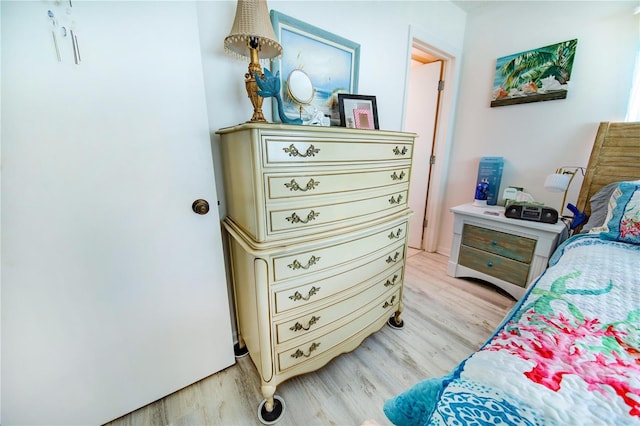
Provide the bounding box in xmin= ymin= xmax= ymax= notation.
xmin=265 ymin=167 xmax=410 ymax=200
xmin=462 ymin=224 xmax=535 ymax=263
xmin=459 ymin=245 xmax=529 ymax=287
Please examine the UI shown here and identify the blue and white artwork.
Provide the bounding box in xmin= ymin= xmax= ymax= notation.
xmin=271 ymin=11 xmax=360 ymax=124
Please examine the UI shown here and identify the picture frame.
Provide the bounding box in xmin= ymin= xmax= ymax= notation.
xmin=270 ymin=10 xmax=360 ymax=125
xmin=491 ymin=39 xmax=577 ymax=107
xmin=338 ymin=94 xmax=379 ymax=129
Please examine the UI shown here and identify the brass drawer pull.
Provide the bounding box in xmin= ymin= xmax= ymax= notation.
xmin=283 ymin=144 xmax=320 ymax=157
xmin=383 ymin=295 xmax=397 ymax=309
xmin=288 ymin=256 xmax=321 ymax=271
xmin=286 ymin=210 xmax=320 ymax=224
xmin=386 ymin=252 xmax=401 ymax=263
xmin=390 ymin=171 xmax=406 ymax=181
xmin=384 ymin=275 xmax=399 ymax=287
xmin=388 ymin=229 xmax=403 ymax=239
xmin=289 ymin=286 xmax=320 ymax=301
xmin=291 ymin=342 xmax=320 ymax=359
xmin=285 ymin=178 xmax=320 ymax=192
xmin=393 ymin=146 xmax=408 ymax=156
xmin=290 ymin=316 xmax=321 ymax=332
xmin=389 ymin=194 xmax=404 ymax=205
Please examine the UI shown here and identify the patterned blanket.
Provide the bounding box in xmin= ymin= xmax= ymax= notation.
xmin=384 ymin=234 xmax=640 ymax=425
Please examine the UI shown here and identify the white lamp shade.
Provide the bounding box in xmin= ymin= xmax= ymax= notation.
xmin=544 ymin=173 xmax=571 ymax=192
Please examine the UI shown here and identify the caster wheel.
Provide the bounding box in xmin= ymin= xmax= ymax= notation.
xmin=258 ymin=395 xmax=285 ymax=425
xmin=234 ymin=343 xmax=249 ymax=358
xmin=387 ymin=315 xmax=404 ymax=329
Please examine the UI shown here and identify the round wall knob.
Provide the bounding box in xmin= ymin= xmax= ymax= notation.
xmin=192 ymin=199 xmax=210 ymax=215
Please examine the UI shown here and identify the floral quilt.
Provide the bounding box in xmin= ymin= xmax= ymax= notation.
xmin=384 ymin=234 xmax=640 ymax=425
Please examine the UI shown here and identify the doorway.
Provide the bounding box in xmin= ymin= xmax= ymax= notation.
xmin=402 ymin=27 xmax=461 ymax=253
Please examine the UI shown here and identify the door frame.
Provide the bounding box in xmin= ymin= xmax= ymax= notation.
xmin=401 ymin=25 xmax=462 ymax=253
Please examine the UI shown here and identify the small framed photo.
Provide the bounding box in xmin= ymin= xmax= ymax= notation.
xmin=338 ymin=94 xmax=379 ymax=129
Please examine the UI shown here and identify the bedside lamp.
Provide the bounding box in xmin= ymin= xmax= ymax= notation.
xmin=224 ymin=0 xmax=282 ymax=122
xmin=544 ymin=167 xmax=585 ymax=211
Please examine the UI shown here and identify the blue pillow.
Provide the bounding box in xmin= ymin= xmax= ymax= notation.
xmin=592 ymin=181 xmax=640 ymax=244
xmin=383 ymin=373 xmax=454 ymax=426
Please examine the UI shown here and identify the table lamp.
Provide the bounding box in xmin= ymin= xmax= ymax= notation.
xmin=224 ymin=0 xmax=282 ymax=122
xmin=544 ymin=166 xmax=585 ymax=212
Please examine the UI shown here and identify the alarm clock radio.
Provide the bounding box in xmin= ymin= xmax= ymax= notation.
xmin=505 ymin=203 xmax=559 ymax=224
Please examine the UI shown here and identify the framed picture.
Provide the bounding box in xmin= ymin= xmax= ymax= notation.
xmin=491 ymin=39 xmax=578 ymax=107
xmin=338 ymin=94 xmax=379 ymax=129
xmin=270 ymin=10 xmax=360 ymax=125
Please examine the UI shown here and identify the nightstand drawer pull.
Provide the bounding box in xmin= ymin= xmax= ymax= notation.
xmin=383 ymin=295 xmax=397 ymax=309
xmin=386 ymin=252 xmax=401 ymax=263
xmin=384 ymin=275 xmax=399 ymax=287
xmin=491 ymin=241 xmax=497 ymax=246
xmin=390 ymin=171 xmax=406 ymax=181
xmin=288 ymin=256 xmax=321 ymax=271
xmin=291 ymin=342 xmax=320 ymax=359
xmin=289 ymin=286 xmax=321 ymax=302
xmin=286 ymin=210 xmax=320 ymax=224
xmin=290 ymin=316 xmax=321 ymax=332
xmin=389 ymin=194 xmax=404 ymax=205
xmin=487 ymin=262 xmax=493 ymax=268
xmin=393 ymin=146 xmax=408 ymax=156
xmin=285 ymin=178 xmax=320 ymax=192
xmin=283 ymin=144 xmax=320 ymax=157
xmin=388 ymin=229 xmax=403 ymax=239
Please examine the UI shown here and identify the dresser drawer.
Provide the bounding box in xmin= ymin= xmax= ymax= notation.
xmin=272 ymin=222 xmax=407 ymax=282
xmin=462 ymin=224 xmax=535 ymax=263
xmin=458 ymin=245 xmax=530 ymax=287
xmin=274 ymin=244 xmax=405 ymax=314
xmin=275 ymin=267 xmax=401 ymax=344
xmin=276 ymin=290 xmax=400 ymax=372
xmin=263 ymin=137 xmax=412 ymax=166
xmin=268 ymin=190 xmax=408 ymax=234
xmin=266 ymin=167 xmax=410 ymax=200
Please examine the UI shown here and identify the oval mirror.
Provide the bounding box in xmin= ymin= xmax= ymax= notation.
xmin=287 ymin=69 xmax=314 ymax=105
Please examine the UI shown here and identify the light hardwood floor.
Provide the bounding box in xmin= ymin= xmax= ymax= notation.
xmin=106 ymin=251 xmax=516 ymax=426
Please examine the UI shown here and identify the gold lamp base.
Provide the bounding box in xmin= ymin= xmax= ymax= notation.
xmin=245 ymin=47 xmax=266 ymax=122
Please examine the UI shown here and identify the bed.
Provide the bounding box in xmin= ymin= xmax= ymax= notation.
xmin=383 ymin=122 xmax=640 ymax=425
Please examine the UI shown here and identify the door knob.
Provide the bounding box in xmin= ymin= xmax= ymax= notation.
xmin=192 ymin=199 xmax=210 ymax=215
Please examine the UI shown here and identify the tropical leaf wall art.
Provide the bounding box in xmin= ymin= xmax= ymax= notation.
xmin=491 ymin=39 xmax=578 ymax=107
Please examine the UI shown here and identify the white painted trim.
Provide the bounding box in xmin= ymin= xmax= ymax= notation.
xmin=402 ymin=24 xmax=463 ymax=253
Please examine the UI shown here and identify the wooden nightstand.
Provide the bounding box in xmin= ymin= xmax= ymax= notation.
xmin=447 ymin=203 xmax=567 ymax=299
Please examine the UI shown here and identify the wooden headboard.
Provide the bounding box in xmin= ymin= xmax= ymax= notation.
xmin=575 ymin=122 xmax=640 ymax=220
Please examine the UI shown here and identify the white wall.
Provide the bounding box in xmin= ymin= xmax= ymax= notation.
xmin=436 ymin=1 xmax=638 ymax=254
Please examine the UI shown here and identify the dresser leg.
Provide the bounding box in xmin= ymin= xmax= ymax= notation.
xmin=234 ymin=339 xmax=249 ymax=358
xmin=387 ymin=312 xmax=405 ymax=329
xmin=258 ymin=386 xmax=285 ymax=424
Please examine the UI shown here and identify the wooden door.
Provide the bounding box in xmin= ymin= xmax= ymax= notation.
xmin=406 ymin=61 xmax=442 ymax=249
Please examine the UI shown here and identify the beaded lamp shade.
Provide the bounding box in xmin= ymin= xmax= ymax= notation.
xmin=224 ymin=0 xmax=282 ymax=61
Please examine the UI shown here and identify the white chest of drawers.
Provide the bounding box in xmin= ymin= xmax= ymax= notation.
xmin=217 ymin=123 xmax=414 ymax=423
